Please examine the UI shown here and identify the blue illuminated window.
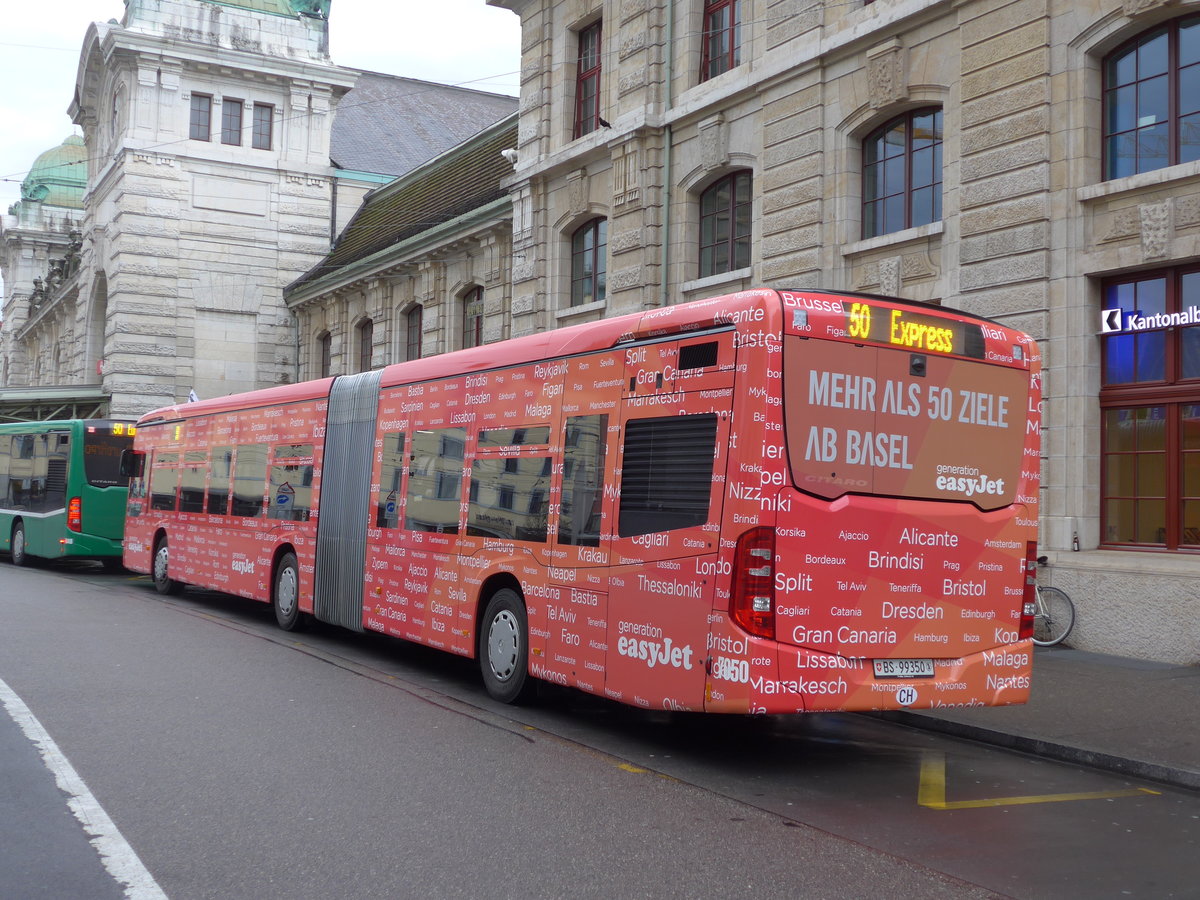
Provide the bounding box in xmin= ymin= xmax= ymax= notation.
xmin=1100 ymin=266 xmax=1200 ymax=549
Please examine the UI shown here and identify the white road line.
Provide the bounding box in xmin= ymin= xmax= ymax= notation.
xmin=0 ymin=677 xmax=167 ymax=900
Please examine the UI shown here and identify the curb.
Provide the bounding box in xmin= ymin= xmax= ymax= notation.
xmin=870 ymin=710 xmax=1200 ymax=793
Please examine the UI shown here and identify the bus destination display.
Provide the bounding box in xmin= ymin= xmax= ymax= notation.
xmin=845 ymin=301 xmax=987 ymax=359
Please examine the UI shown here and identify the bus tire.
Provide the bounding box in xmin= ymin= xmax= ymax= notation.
xmin=10 ymin=521 xmax=33 ymax=567
xmin=479 ymin=588 xmax=535 ymax=704
xmin=273 ymin=552 xmax=304 ymax=632
xmin=152 ymin=536 xmax=183 ymax=595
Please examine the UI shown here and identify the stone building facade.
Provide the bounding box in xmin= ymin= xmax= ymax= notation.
xmin=0 ymin=0 xmax=517 ymax=420
xmin=0 ymin=137 xmax=89 ymax=393
xmin=291 ymin=0 xmax=1197 ymax=662
xmin=60 ymin=0 xmax=355 ymax=415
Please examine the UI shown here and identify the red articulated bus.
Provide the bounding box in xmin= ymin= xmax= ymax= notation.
xmin=122 ymin=288 xmax=1041 ymax=713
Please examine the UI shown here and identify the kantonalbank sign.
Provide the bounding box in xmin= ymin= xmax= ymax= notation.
xmin=1101 ymin=304 xmax=1200 ymax=334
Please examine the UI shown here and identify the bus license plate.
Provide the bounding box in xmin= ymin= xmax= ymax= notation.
xmin=873 ymin=658 xmax=934 ymax=679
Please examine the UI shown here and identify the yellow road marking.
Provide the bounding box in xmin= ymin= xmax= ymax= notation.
xmin=618 ymin=763 xmax=650 ymax=774
xmin=918 ymin=752 xmax=1160 ymax=810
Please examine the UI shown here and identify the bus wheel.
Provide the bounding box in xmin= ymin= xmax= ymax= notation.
xmin=479 ymin=588 xmax=535 ymax=704
xmin=152 ymin=537 xmax=183 ymax=595
xmin=273 ymin=552 xmax=304 ymax=632
xmin=10 ymin=522 xmax=31 ymax=567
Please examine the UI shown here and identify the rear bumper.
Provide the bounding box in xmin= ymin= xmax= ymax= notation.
xmin=705 ymin=642 xmax=1033 ymax=713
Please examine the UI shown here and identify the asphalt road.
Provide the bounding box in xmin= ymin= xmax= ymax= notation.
xmin=1 ymin=561 xmax=1195 ymax=899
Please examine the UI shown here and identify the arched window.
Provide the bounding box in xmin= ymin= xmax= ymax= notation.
xmin=357 ymin=319 xmax=373 ymax=373
xmin=317 ymin=331 xmax=331 ymax=378
xmin=462 ymin=288 xmax=484 ymax=349
xmin=571 ymin=219 xmax=607 ymax=306
xmin=1103 ymin=15 xmax=1200 ymax=180
xmin=862 ymin=107 xmax=943 ymax=239
xmin=701 ymin=0 xmax=742 ymax=81
xmin=699 ymin=171 xmax=752 ymax=278
xmin=406 ymin=306 xmax=423 ymax=361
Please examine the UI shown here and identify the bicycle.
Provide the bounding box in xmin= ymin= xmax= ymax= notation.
xmin=1031 ymin=555 xmax=1076 ymax=647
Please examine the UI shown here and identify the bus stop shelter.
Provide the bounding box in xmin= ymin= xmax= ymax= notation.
xmin=0 ymin=385 xmax=109 ymax=424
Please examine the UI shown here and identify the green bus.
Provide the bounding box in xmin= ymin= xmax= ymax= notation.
xmin=0 ymin=419 xmax=134 ymax=567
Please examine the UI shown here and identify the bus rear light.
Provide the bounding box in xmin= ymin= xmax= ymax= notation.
xmin=1019 ymin=540 xmax=1037 ymax=640
xmin=68 ymin=497 xmax=82 ymax=532
xmin=732 ymin=527 xmax=776 ymax=640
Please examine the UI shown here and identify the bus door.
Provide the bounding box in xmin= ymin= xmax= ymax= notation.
xmin=456 ymin=364 xmax=558 ymax=656
xmin=367 ymin=382 xmax=469 ymax=652
xmin=539 ymin=350 xmax=624 ymax=693
xmin=604 ymin=332 xmax=736 ymax=711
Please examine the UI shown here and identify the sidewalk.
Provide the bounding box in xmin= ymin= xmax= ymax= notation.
xmin=879 ymin=647 xmax=1200 ymax=791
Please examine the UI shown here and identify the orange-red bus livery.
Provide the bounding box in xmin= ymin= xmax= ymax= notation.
xmin=122 ymin=289 xmax=1041 ymax=713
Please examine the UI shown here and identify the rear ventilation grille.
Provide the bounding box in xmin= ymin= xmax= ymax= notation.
xmin=679 ymin=341 xmax=718 ymax=371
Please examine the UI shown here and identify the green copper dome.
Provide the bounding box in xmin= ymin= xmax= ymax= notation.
xmin=20 ymin=135 xmax=87 ymax=209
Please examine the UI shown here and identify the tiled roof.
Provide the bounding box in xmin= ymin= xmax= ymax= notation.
xmin=330 ymin=71 xmax=518 ymax=178
xmin=290 ymin=115 xmax=517 ymax=291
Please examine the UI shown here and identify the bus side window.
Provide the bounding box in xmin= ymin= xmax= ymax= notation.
xmin=559 ymin=414 xmax=608 ymax=547
xmin=207 ymin=447 xmax=233 ymax=515
xmin=22 ymin=434 xmax=51 ymax=513
xmin=467 ymin=456 xmax=550 ymax=542
xmin=231 ymin=444 xmax=268 ymax=518
xmin=7 ymin=434 xmax=35 ymax=509
xmin=149 ymin=452 xmax=180 ymax=512
xmin=405 ymin=428 xmax=464 ymax=534
xmin=179 ymin=451 xmax=207 ymax=513
xmin=618 ymin=413 xmax=718 ymax=537
xmin=376 ymin=432 xmax=406 ymax=529
xmin=268 ymin=444 xmax=314 ymax=522
xmin=0 ymin=436 xmax=10 ymax=509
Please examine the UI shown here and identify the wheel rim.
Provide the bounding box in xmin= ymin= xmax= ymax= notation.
xmin=276 ymin=566 xmax=298 ymax=618
xmin=13 ymin=528 xmax=24 ymax=560
xmin=154 ymin=544 xmax=169 ymax=585
xmin=487 ymin=609 xmax=521 ymax=682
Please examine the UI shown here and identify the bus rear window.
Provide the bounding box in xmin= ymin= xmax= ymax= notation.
xmin=84 ymin=431 xmax=132 ymax=487
xmin=784 ymin=336 xmax=1028 ymax=508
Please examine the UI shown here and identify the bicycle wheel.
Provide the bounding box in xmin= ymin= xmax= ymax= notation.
xmin=1032 ymin=586 xmax=1075 ymax=647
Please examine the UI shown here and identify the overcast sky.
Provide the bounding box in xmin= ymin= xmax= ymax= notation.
xmin=0 ymin=0 xmax=521 ymax=214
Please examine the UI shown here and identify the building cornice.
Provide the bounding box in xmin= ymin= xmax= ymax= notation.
xmin=88 ymin=23 xmax=357 ymax=93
